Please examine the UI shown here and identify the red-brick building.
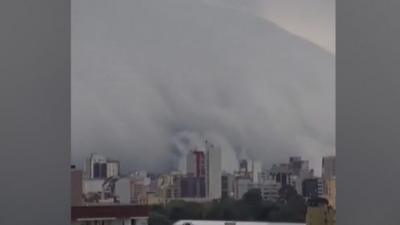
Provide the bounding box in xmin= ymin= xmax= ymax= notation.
xmin=71 ymin=204 xmax=149 ymax=225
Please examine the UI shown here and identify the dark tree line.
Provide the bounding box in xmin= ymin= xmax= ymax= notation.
xmin=149 ymin=186 xmax=307 ymax=225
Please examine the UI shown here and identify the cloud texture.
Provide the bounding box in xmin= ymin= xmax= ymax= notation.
xmin=72 ymin=0 xmax=335 ymax=174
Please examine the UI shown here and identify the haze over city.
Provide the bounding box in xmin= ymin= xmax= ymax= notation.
xmin=72 ymin=0 xmax=335 ymax=175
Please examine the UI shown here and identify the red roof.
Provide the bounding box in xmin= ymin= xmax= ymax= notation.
xmin=71 ymin=205 xmax=149 ymax=221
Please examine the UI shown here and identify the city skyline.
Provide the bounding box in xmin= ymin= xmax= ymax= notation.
xmin=73 ymin=150 xmax=335 ymax=206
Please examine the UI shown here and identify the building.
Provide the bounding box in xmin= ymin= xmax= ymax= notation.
xmin=306 ymin=198 xmax=336 ymax=225
xmin=180 ymin=175 xmax=206 ymax=198
xmin=106 ymin=160 xmax=120 ymax=178
xmin=269 ymin=163 xmax=293 ymax=187
xmin=71 ymin=165 xmax=83 ymax=206
xmin=130 ymin=174 xmax=151 ymax=205
xmin=322 ymin=156 xmax=336 ymax=180
xmin=185 ymin=150 xmax=207 ymax=199
xmin=268 ymin=157 xmax=314 ymax=195
xmin=84 ymin=153 xmax=120 ymax=179
xmin=84 ymin=153 xmax=108 ymax=179
xmin=157 ymin=173 xmax=182 ymax=200
xmin=83 ymin=179 xmax=105 ymax=195
xmin=234 ymin=177 xmax=252 ymax=199
xmin=221 ymin=172 xmax=235 ymax=199
xmin=71 ymin=205 xmax=149 ymax=225
xmin=289 ymin=156 xmax=310 ymax=176
xmin=186 ymin=150 xmax=206 ymax=178
xmin=146 ymin=192 xmax=164 ymax=205
xmin=205 ymin=140 xmax=222 ymax=200
xmin=291 ymin=169 xmax=314 ymax=196
xmin=249 ymin=180 xmax=281 ymax=202
xmin=236 ymin=159 xmax=262 ymax=183
xmin=302 ymin=178 xmax=324 ymax=198
xmin=251 ymin=161 xmax=263 ymax=183
xmin=322 ymin=156 xmax=336 ymax=208
xmin=114 ymin=177 xmax=132 ymax=204
xmin=324 ymin=177 xmax=336 ymax=209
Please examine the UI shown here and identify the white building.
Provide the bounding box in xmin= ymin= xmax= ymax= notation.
xmin=234 ymin=177 xmax=252 ymax=199
xmin=114 ymin=177 xmax=132 ymax=204
xmin=83 ymin=179 xmax=104 ymax=194
xmin=205 ymin=141 xmax=222 ymax=200
xmin=221 ymin=172 xmax=235 ymax=198
xmin=84 ymin=153 xmax=121 ymax=179
xmin=249 ymin=181 xmax=281 ymax=202
xmin=84 ymin=153 xmax=107 ymax=179
xmin=107 ymin=160 xmax=120 ymax=178
xmin=251 ymin=161 xmax=263 ymax=183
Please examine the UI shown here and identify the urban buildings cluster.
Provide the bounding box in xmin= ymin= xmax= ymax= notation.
xmin=71 ymin=140 xmax=336 ymax=225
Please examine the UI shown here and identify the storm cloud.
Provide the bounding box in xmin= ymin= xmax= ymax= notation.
xmin=72 ymin=0 xmax=335 ymax=174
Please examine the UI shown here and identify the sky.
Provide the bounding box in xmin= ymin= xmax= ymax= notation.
xmin=202 ymin=0 xmax=335 ymax=54
xmin=72 ymin=0 xmax=335 ymax=175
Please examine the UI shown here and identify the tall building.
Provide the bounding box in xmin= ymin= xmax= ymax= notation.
xmin=239 ymin=159 xmax=249 ymax=173
xmin=71 ymin=165 xmax=83 ymax=206
xmin=236 ymin=159 xmax=262 ymax=183
xmin=106 ymin=160 xmax=120 ymax=178
xmin=186 ymin=150 xmax=205 ymax=178
xmin=234 ymin=177 xmax=252 ymax=200
xmin=268 ymin=157 xmax=314 ymax=195
xmin=269 ymin=163 xmax=293 ymax=187
xmin=114 ymin=177 xmax=132 ymax=204
xmin=221 ymin=172 xmax=235 ymax=198
xmin=249 ymin=180 xmax=281 ymax=202
xmin=205 ymin=140 xmax=222 ymax=200
xmin=289 ymin=156 xmax=310 ymax=176
xmin=322 ymin=156 xmax=336 ymax=180
xmin=84 ymin=153 xmax=107 ymax=179
xmin=157 ymin=172 xmax=182 ymax=200
xmin=302 ymin=178 xmax=324 ymax=198
xmin=129 ymin=172 xmax=151 ymax=204
xmin=324 ymin=177 xmax=336 ymax=209
xmin=322 ymin=156 xmax=336 ymax=209
xmin=306 ymin=198 xmax=336 ymax=225
xmin=180 ymin=175 xmax=206 ymax=198
xmin=251 ymin=161 xmax=263 ymax=183
xmin=84 ymin=153 xmax=120 ymax=179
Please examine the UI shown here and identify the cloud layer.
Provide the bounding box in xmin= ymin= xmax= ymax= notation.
xmin=202 ymin=0 xmax=336 ymax=53
xmin=72 ymin=0 xmax=335 ymax=174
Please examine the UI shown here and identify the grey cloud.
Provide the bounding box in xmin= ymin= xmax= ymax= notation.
xmin=72 ymin=0 xmax=334 ymax=174
xmin=202 ymin=0 xmax=336 ymax=53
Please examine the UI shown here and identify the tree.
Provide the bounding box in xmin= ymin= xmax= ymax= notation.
xmin=148 ymin=212 xmax=171 ymax=225
xmin=242 ymin=188 xmax=262 ymax=205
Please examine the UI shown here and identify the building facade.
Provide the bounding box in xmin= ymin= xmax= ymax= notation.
xmin=205 ymin=141 xmax=222 ymax=200
xmin=221 ymin=172 xmax=235 ymax=199
xmin=84 ymin=153 xmax=120 ymax=179
xmin=234 ymin=177 xmax=252 ymax=200
xmin=324 ymin=178 xmax=336 ymax=209
xmin=322 ymin=156 xmax=336 ymax=180
xmin=106 ymin=160 xmax=120 ymax=178
xmin=302 ymin=178 xmax=324 ymax=198
xmin=71 ymin=205 xmax=149 ymax=225
xmin=186 ymin=150 xmax=206 ymax=178
xmin=180 ymin=175 xmax=206 ymax=198
xmin=71 ymin=166 xmax=83 ymax=206
xmin=306 ymin=198 xmax=336 ymax=225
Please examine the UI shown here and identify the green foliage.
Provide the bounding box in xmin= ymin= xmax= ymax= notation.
xmin=148 ymin=186 xmax=307 ymax=225
xmin=148 ymin=212 xmax=171 ymax=225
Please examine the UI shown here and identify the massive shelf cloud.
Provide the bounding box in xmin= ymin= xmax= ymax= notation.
xmin=72 ymin=0 xmax=335 ymax=174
